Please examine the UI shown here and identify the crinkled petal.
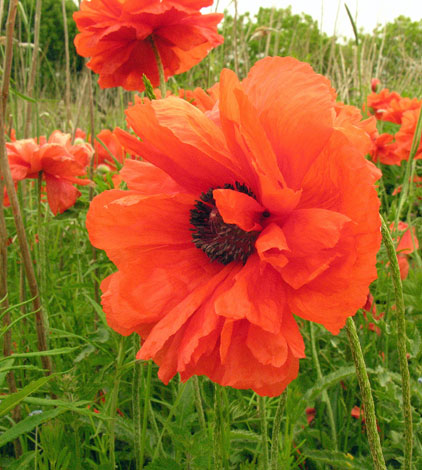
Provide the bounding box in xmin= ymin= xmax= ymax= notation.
xmin=242 ymin=56 xmax=335 ymax=190
xmin=213 ymin=188 xmax=264 ymax=231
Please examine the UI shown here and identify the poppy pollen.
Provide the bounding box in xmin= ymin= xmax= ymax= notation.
xmin=190 ymin=182 xmax=260 ymax=265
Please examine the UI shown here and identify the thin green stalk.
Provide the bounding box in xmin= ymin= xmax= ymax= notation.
xmin=132 ymin=335 xmax=142 ymax=470
xmin=0 ymin=182 xmax=22 ymax=458
xmin=270 ymin=389 xmax=287 ymax=470
xmin=24 ymin=0 xmax=41 ymax=138
xmin=380 ymin=215 xmax=413 ymax=470
xmin=86 ymin=68 xmax=100 ymax=311
xmin=213 ymin=384 xmax=228 ymax=470
xmin=61 ymin=0 xmax=71 ymax=130
xmin=258 ymin=395 xmax=269 ymax=469
xmin=152 ymin=381 xmax=187 ymax=462
xmin=344 ymin=3 xmax=362 ymax=100
xmin=192 ymin=375 xmax=206 ymax=431
xmin=108 ymin=337 xmax=125 ymax=469
xmin=0 ymin=0 xmax=52 ymax=376
xmin=310 ymin=322 xmax=338 ymax=450
xmin=345 ymin=317 xmax=386 ymax=470
xmin=140 ymin=360 xmax=153 ymax=469
xmin=148 ymin=35 xmax=166 ymax=98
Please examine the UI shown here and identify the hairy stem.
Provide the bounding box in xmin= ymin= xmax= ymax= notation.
xmin=149 ymin=35 xmax=166 ymax=98
xmin=270 ymin=389 xmax=287 ymax=470
xmin=132 ymin=335 xmax=142 ymax=470
xmin=380 ymin=215 xmax=413 ymax=470
xmin=346 ymin=317 xmax=386 ymax=470
xmin=310 ymin=322 xmax=338 ymax=450
xmin=0 ymin=0 xmax=52 ymax=376
xmin=258 ymin=395 xmax=269 ymax=469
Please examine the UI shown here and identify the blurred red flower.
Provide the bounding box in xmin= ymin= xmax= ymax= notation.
xmin=371 ymin=78 xmax=380 ymax=92
xmin=366 ymin=89 xmax=401 ymax=120
xmin=74 ymin=0 xmax=224 ymax=92
xmin=391 ymin=221 xmax=420 ymax=280
xmin=87 ymin=57 xmax=381 ymax=396
xmin=94 ymin=129 xmax=126 ymax=170
xmin=394 ymin=107 xmax=422 ymax=162
xmin=4 ymin=133 xmax=91 ymax=215
xmin=305 ymin=407 xmax=316 ymax=425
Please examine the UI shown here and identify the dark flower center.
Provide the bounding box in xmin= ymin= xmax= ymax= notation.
xmin=190 ymin=182 xmax=265 ymax=265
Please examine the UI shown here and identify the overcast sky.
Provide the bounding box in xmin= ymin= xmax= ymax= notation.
xmin=207 ymin=0 xmax=422 ymax=38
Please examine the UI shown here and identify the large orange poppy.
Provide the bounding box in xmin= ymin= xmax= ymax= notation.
xmin=87 ymin=57 xmax=381 ymax=396
xmin=73 ymin=0 xmax=224 ymax=92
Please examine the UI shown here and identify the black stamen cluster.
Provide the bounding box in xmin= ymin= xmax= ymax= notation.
xmin=190 ymin=183 xmax=260 ymax=265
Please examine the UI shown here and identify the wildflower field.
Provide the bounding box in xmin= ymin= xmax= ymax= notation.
xmin=1 ymin=1 xmax=422 ymax=469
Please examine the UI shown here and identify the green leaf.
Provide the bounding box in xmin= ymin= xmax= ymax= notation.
xmin=0 ymin=408 xmax=65 ymax=447
xmin=0 ymin=375 xmax=53 ymax=418
xmin=304 ymin=449 xmax=368 ymax=469
xmin=0 ymin=358 xmax=14 ymax=388
xmin=145 ymin=457 xmax=183 ymax=470
xmin=301 ymin=366 xmax=357 ymax=405
xmin=0 ymin=347 xmax=79 ymax=362
xmin=142 ymin=74 xmax=156 ymax=100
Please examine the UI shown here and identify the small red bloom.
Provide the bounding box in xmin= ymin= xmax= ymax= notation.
xmin=305 ymin=407 xmax=316 ymax=425
xmin=351 ymin=405 xmax=363 ymax=420
xmin=366 ymin=89 xmax=401 ymax=120
xmin=371 ymin=78 xmax=380 ymax=93
xmin=5 ymin=133 xmax=92 ymax=215
xmin=395 ymin=107 xmax=422 ymax=162
xmin=74 ymin=0 xmax=224 ymax=92
xmin=370 ymin=133 xmax=401 ymax=166
xmin=94 ymin=129 xmax=126 ymax=170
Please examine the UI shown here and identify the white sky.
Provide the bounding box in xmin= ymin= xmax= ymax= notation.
xmin=208 ymin=0 xmax=422 ymax=39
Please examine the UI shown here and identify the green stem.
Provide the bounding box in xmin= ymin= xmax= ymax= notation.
xmin=132 ymin=335 xmax=142 ymax=470
xmin=380 ymin=215 xmax=413 ymax=470
xmin=310 ymin=322 xmax=338 ymax=450
xmin=258 ymin=395 xmax=269 ymax=469
xmin=148 ymin=35 xmax=166 ymax=98
xmin=270 ymin=389 xmax=287 ymax=470
xmin=213 ymin=384 xmax=228 ymax=470
xmin=192 ymin=375 xmax=206 ymax=431
xmin=109 ymin=337 xmax=125 ymax=469
xmin=140 ymin=360 xmax=153 ymax=469
xmin=345 ymin=317 xmax=386 ymax=470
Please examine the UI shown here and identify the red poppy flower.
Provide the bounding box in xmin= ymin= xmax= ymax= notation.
xmin=73 ymin=0 xmax=224 ymax=92
xmin=94 ymin=129 xmax=126 ymax=170
xmin=366 ymin=88 xmax=421 ymax=124
xmin=305 ymin=407 xmax=316 ymax=425
xmin=381 ymin=97 xmax=421 ymax=125
xmin=394 ymin=107 xmax=422 ymax=161
xmin=5 ymin=135 xmax=91 ymax=215
xmin=366 ymin=88 xmax=401 ymax=120
xmin=87 ymin=57 xmax=381 ymax=396
xmin=370 ymin=133 xmax=400 ymax=165
xmin=391 ymin=221 xmax=419 ymax=280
